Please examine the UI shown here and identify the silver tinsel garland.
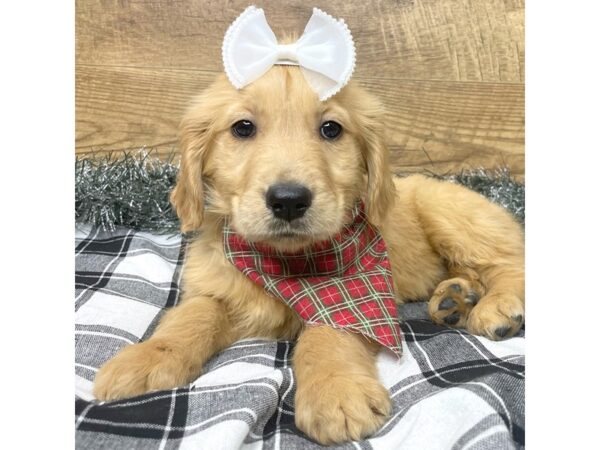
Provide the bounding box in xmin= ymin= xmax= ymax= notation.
xmin=75 ymin=150 xmax=180 ymax=232
xmin=75 ymin=150 xmax=524 ymax=232
xmin=441 ymin=168 xmax=525 ymax=224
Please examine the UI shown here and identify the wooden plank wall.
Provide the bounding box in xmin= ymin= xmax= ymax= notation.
xmin=76 ymin=0 xmax=524 ymax=179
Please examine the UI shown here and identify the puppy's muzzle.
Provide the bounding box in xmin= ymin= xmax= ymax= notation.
xmin=266 ymin=183 xmax=312 ymax=222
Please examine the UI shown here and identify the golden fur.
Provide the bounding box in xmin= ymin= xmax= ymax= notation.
xmin=94 ymin=66 xmax=524 ymax=445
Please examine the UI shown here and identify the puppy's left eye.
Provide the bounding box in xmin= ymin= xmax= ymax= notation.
xmin=320 ymin=121 xmax=343 ymax=140
xmin=231 ymin=120 xmax=256 ymax=138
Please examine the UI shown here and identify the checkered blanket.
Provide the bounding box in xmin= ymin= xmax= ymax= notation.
xmin=75 ymin=225 xmax=525 ymax=450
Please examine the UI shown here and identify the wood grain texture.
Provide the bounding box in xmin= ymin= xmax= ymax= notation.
xmin=76 ymin=0 xmax=524 ymax=82
xmin=76 ymin=0 xmax=524 ymax=179
xmin=76 ymin=66 xmax=523 ymax=177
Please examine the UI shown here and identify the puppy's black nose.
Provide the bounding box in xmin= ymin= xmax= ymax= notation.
xmin=266 ymin=183 xmax=312 ymax=222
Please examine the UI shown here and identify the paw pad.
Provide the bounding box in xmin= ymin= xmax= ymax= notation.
xmin=428 ymin=278 xmax=483 ymax=330
xmin=439 ymin=298 xmax=456 ymax=310
xmin=443 ymin=312 xmax=461 ymax=325
xmin=494 ymin=326 xmax=511 ymax=338
xmin=449 ymin=283 xmax=462 ymax=293
xmin=465 ymin=292 xmax=480 ymax=305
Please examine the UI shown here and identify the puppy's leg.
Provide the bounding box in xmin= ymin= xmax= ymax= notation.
xmin=94 ymin=296 xmax=235 ymax=401
xmin=294 ymin=326 xmax=391 ymax=445
xmin=414 ymin=176 xmax=524 ymax=339
xmin=466 ymin=263 xmax=524 ymax=339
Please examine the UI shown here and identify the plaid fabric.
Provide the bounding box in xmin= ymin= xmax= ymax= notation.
xmin=223 ymin=203 xmax=403 ymax=356
xmin=75 ymin=225 xmax=525 ymax=449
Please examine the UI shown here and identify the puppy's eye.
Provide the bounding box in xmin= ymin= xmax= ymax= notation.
xmin=231 ymin=120 xmax=256 ymax=138
xmin=320 ymin=121 xmax=343 ymax=140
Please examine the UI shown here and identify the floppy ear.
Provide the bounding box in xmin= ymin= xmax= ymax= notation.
xmin=170 ymin=98 xmax=215 ymax=233
xmin=356 ymin=94 xmax=396 ymax=224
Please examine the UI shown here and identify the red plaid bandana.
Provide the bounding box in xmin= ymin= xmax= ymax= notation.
xmin=223 ymin=203 xmax=403 ymax=356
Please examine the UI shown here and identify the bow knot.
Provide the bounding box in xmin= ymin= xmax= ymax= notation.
xmin=222 ymin=6 xmax=356 ymax=101
xmin=276 ymin=43 xmax=300 ymax=64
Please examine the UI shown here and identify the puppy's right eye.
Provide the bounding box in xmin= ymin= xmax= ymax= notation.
xmin=231 ymin=120 xmax=256 ymax=138
xmin=320 ymin=120 xmax=343 ymax=140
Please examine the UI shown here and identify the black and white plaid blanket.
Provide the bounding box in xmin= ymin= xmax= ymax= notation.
xmin=75 ymin=225 xmax=525 ymax=449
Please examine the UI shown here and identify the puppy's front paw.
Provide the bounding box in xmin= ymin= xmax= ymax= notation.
xmin=93 ymin=339 xmax=195 ymax=402
xmin=295 ymin=374 xmax=391 ymax=445
xmin=428 ymin=277 xmax=483 ymax=329
xmin=467 ymin=293 xmax=524 ymax=340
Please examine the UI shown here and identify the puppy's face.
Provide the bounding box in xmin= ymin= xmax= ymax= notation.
xmin=172 ymin=66 xmax=394 ymax=251
xmin=207 ymin=67 xmax=365 ymax=250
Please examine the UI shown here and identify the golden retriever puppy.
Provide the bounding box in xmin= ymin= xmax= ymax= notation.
xmin=94 ymin=66 xmax=524 ymax=445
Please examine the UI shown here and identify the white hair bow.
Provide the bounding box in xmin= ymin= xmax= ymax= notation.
xmin=222 ymin=6 xmax=356 ymax=101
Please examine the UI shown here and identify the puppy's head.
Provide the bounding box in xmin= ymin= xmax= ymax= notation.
xmin=171 ymin=66 xmax=394 ymax=251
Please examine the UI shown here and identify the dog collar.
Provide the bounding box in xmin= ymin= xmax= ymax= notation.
xmin=222 ymin=203 xmax=403 ymax=356
xmin=222 ymin=6 xmax=356 ymax=101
